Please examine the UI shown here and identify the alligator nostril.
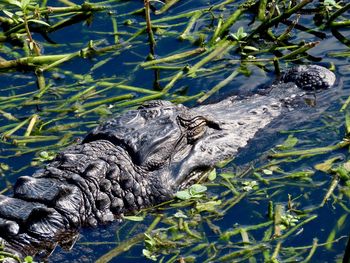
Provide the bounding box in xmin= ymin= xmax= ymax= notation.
xmin=281 ymin=65 xmax=335 ymax=90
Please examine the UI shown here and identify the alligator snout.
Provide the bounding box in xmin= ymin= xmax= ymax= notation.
xmin=281 ymin=65 xmax=336 ymax=90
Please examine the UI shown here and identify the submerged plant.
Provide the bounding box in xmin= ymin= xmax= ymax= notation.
xmin=0 ymin=0 xmax=349 ymax=262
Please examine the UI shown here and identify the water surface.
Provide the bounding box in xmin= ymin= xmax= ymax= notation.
xmin=0 ymin=0 xmax=350 ymax=262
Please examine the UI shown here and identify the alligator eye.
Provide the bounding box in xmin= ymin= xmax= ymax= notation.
xmin=178 ymin=116 xmax=208 ymax=143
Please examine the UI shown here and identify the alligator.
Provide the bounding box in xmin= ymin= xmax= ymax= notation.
xmin=0 ymin=65 xmax=336 ymax=261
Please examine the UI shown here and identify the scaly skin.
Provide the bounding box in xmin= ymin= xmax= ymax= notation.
xmin=0 ymin=65 xmax=336 ymax=260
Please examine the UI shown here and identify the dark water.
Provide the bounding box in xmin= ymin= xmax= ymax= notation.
xmin=0 ymin=0 xmax=350 ymax=262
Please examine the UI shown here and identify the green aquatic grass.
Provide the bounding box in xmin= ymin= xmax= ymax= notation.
xmin=0 ymin=0 xmax=349 ymax=262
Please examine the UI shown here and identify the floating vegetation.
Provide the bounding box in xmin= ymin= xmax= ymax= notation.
xmin=0 ymin=0 xmax=349 ymax=262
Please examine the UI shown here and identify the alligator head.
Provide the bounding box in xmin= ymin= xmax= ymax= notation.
xmin=0 ymin=65 xmax=336 ymax=260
